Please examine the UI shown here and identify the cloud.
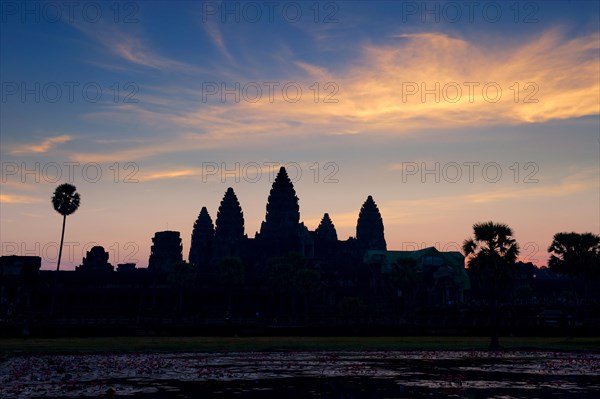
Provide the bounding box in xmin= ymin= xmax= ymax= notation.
xmin=0 ymin=194 xmax=42 ymax=204
xmin=68 ymin=131 xmax=221 ymax=164
xmin=70 ymin=22 xmax=203 ymax=73
xmin=292 ymin=28 xmax=598 ymax=130
xmin=464 ymin=168 xmax=597 ymax=203
xmin=380 ymin=168 xmax=598 ymax=225
xmin=142 ymin=169 xmax=199 ymax=181
xmin=203 ymin=19 xmax=235 ymax=64
xmin=109 ymin=34 xmax=202 ymax=73
xmin=10 ymin=135 xmax=72 ymax=155
xmin=68 ymin=28 xmax=599 ymax=162
xmin=167 ymin=28 xmax=600 ymax=139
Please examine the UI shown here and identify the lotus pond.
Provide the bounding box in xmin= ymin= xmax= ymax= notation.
xmin=1 ymin=350 xmax=598 ymax=398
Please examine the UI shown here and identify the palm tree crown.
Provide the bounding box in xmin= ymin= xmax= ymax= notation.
xmin=463 ymin=221 xmax=520 ymax=272
xmin=52 ymin=183 xmax=81 ymax=216
xmin=548 ymin=232 xmax=600 ymax=277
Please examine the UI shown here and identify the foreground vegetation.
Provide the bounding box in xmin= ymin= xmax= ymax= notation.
xmin=1 ymin=336 xmax=599 ymax=358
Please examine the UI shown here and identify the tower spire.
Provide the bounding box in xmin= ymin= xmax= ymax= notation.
xmin=260 ymin=166 xmax=300 ymax=237
xmin=258 ymin=166 xmax=302 ymax=255
xmin=214 ymin=187 xmax=245 ymax=258
xmin=316 ymin=212 xmax=338 ymax=241
xmin=356 ymin=195 xmax=386 ymax=251
xmin=189 ymin=206 xmax=214 ymax=268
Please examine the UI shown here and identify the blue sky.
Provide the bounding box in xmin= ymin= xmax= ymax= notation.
xmin=1 ymin=1 xmax=599 ymax=269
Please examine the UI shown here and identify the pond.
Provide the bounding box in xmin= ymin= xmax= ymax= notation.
xmin=1 ymin=350 xmax=598 ymax=398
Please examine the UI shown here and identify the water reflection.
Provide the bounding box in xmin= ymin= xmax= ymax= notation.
xmin=2 ymin=351 xmax=598 ymax=398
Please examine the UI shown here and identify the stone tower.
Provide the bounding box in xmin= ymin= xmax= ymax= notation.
xmin=148 ymin=231 xmax=183 ymax=272
xmin=214 ymin=187 xmax=245 ymax=259
xmin=315 ymin=213 xmax=338 ymax=242
xmin=356 ymin=195 xmax=386 ymax=251
xmin=76 ymin=246 xmax=114 ymax=272
xmin=258 ymin=166 xmax=302 ymax=255
xmin=189 ymin=206 xmax=214 ymax=269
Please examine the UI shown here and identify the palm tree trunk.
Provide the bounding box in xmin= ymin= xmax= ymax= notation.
xmin=489 ymin=276 xmax=501 ymax=349
xmin=178 ymin=291 xmax=184 ymax=319
xmin=490 ymin=300 xmax=500 ymax=349
xmin=51 ymin=215 xmax=66 ymax=316
xmin=227 ymin=284 xmax=232 ymax=319
xmin=56 ymin=215 xmax=66 ymax=272
xmin=291 ymin=288 xmax=298 ymax=323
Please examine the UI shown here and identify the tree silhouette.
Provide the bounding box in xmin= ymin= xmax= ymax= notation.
xmin=463 ymin=221 xmax=519 ymax=349
xmin=339 ymin=297 xmax=367 ymax=323
xmin=168 ymin=261 xmax=197 ymax=318
xmin=295 ymin=268 xmax=320 ymax=321
xmin=548 ymin=232 xmax=600 ymax=278
xmin=548 ymin=232 xmax=600 ymax=302
xmin=52 ymin=183 xmax=81 ymax=272
xmin=50 ymin=183 xmax=80 ymax=315
xmin=389 ymin=257 xmax=422 ymax=321
xmin=217 ymin=256 xmax=244 ymax=319
xmin=267 ymin=261 xmax=294 ymax=321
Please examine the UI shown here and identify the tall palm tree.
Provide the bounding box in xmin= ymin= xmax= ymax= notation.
xmin=548 ymin=232 xmax=600 ymax=278
xmin=463 ymin=221 xmax=519 ymax=349
xmin=548 ymin=232 xmax=600 ymax=302
xmin=52 ymin=183 xmax=81 ymax=272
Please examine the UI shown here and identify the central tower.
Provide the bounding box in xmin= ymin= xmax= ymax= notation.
xmin=258 ymin=166 xmax=301 ymax=255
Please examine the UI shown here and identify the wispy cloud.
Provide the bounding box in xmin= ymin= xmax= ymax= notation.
xmin=0 ymin=194 xmax=42 ymax=204
xmin=380 ymin=168 xmax=597 ymax=225
xmin=70 ymin=22 xmax=203 ymax=73
xmin=109 ymin=34 xmax=204 ymax=73
xmin=170 ymin=28 xmax=600 ymax=135
xmin=142 ymin=169 xmax=199 ymax=181
xmin=68 ymin=131 xmax=221 ymax=164
xmin=67 ymin=28 xmax=599 ymax=162
xmin=290 ymin=28 xmax=598 ymax=130
xmin=464 ymin=168 xmax=597 ymax=203
xmin=10 ymin=135 xmax=72 ymax=155
xmin=203 ymin=19 xmax=234 ymax=64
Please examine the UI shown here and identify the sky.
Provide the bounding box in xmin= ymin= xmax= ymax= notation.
xmin=1 ymin=0 xmax=599 ymax=270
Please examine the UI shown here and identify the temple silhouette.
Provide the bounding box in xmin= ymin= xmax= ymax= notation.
xmin=182 ymin=167 xmax=396 ymax=282
xmin=1 ymin=166 xmax=597 ymax=336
